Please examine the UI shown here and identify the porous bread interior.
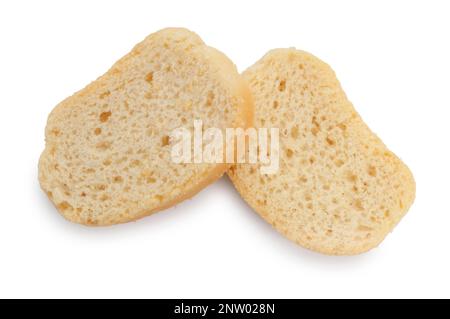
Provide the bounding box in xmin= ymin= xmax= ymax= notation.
xmin=39 ymin=28 xmax=251 ymax=226
xmin=228 ymin=49 xmax=415 ymax=255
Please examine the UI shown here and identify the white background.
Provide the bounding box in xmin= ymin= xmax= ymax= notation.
xmin=0 ymin=0 xmax=449 ymax=299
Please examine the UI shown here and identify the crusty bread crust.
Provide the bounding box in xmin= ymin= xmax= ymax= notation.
xmin=39 ymin=28 xmax=253 ymax=226
xmin=228 ymin=49 xmax=415 ymax=255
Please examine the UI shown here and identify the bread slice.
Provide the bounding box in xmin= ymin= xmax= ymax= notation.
xmin=228 ymin=49 xmax=415 ymax=255
xmin=39 ymin=28 xmax=252 ymax=226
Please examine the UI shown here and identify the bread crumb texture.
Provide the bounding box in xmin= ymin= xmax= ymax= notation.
xmin=228 ymin=49 xmax=415 ymax=255
xmin=39 ymin=28 xmax=251 ymax=226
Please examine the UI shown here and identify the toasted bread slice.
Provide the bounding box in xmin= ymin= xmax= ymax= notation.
xmin=39 ymin=28 xmax=252 ymax=226
xmin=228 ymin=49 xmax=415 ymax=255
